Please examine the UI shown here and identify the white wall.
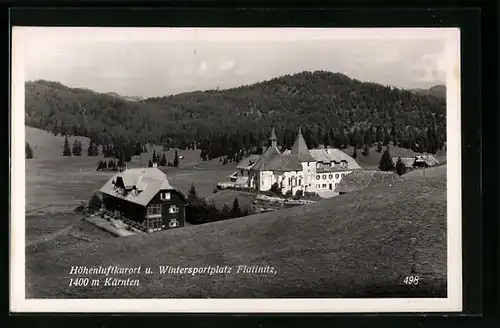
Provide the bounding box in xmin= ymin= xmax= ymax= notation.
xmin=311 ymin=170 xmax=352 ymax=191
xmin=259 ymin=171 xmax=275 ymax=191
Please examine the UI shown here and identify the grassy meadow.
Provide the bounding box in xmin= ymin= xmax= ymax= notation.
xmin=24 ymin=126 xmax=448 ymax=299
xmin=25 ymin=126 xmax=237 ymax=238
xmin=26 ymin=169 xmax=447 ymax=298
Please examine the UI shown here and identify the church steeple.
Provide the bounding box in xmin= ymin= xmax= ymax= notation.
xmin=290 ymin=126 xmax=315 ymax=162
xmin=269 ymin=127 xmax=278 ymax=148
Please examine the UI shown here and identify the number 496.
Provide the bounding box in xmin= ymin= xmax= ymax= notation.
xmin=404 ymin=276 xmax=419 ymax=285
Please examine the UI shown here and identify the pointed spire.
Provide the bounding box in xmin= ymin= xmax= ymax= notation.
xmin=269 ymin=127 xmax=277 ymax=141
xmin=269 ymin=126 xmax=278 ymax=148
xmin=290 ymin=126 xmax=315 ymax=162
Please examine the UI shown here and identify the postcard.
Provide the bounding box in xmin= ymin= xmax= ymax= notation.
xmin=11 ymin=27 xmax=461 ymax=313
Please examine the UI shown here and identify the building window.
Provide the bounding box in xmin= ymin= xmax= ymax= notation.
xmin=335 ymin=174 xmax=339 ymax=179
xmin=322 ymin=184 xmax=327 ymax=188
xmin=147 ymin=204 xmax=161 ymax=216
xmin=316 ymin=175 xmax=320 ymax=180
xmin=341 ymin=173 xmax=345 ymax=177
xmin=146 ymin=217 xmax=162 ymax=231
xmin=316 ymin=184 xmax=320 ymax=188
xmin=168 ymin=219 xmax=180 ymax=228
xmin=169 ymin=205 xmax=179 ymax=214
xmin=298 ymin=179 xmax=302 ymax=186
xmin=160 ymin=192 xmax=171 ymax=201
xmin=328 ymin=174 xmax=333 ymax=179
xmin=322 ymin=175 xmax=326 ymax=180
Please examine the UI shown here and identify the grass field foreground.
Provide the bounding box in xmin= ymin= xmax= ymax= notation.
xmin=26 ymin=170 xmax=447 ymax=299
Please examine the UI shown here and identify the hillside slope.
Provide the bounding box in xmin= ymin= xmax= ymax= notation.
xmin=25 ymin=126 xmax=92 ymax=160
xmin=26 ymin=173 xmax=447 ymax=298
xmin=25 ymin=71 xmax=446 ymax=156
xmin=411 ymin=85 xmax=446 ymax=99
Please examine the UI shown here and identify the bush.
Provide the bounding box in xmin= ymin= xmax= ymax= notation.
xmin=285 ymin=190 xmax=292 ymax=197
xmin=270 ymin=182 xmax=281 ymax=194
xmin=87 ymin=192 xmax=102 ymax=213
xmin=294 ymin=190 xmax=303 ymax=199
xmin=74 ymin=203 xmax=86 ymax=213
xmin=213 ymin=188 xmax=219 ymax=194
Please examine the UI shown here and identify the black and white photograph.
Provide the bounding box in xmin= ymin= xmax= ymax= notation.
xmin=11 ymin=27 xmax=461 ymax=312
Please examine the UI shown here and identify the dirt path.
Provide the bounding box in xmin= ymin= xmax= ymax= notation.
xmin=26 ymin=224 xmax=75 ymax=247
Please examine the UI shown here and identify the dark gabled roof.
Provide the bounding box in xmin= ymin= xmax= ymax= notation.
xmin=262 ymin=154 xmax=303 ymax=171
xmin=290 ymin=127 xmax=316 ymax=162
xmin=251 ymin=146 xmax=281 ymax=171
xmin=236 ymin=154 xmax=262 ymax=170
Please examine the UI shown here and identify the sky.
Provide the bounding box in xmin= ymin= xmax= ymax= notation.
xmin=17 ymin=27 xmax=457 ymax=98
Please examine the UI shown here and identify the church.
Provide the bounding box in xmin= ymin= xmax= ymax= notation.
xmin=231 ymin=127 xmax=362 ymax=196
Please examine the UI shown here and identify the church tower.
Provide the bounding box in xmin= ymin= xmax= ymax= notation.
xmin=269 ymin=127 xmax=278 ymax=149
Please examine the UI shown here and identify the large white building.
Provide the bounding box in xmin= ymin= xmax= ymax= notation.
xmin=231 ymin=127 xmax=362 ymax=195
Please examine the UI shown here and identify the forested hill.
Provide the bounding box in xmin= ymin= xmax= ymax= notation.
xmin=25 ymin=71 xmax=446 ymax=159
xmin=411 ymin=85 xmax=446 ymax=99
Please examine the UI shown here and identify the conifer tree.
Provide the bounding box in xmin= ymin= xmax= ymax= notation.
xmin=63 ymin=135 xmax=72 ymax=156
xmin=173 ymin=150 xmax=179 ymax=167
xmin=362 ymin=144 xmax=370 ymax=156
xmin=152 ymin=149 xmax=157 ymax=163
xmin=118 ymin=152 xmax=125 ymax=168
xmin=72 ymin=140 xmax=79 ymax=156
xmin=395 ymin=157 xmax=406 ymax=176
xmin=222 ymin=204 xmax=230 ymax=219
xmin=352 ymin=147 xmax=357 ymax=159
xmin=187 ymin=183 xmax=198 ymax=204
xmin=377 ymin=142 xmax=383 ymax=153
xmin=87 ymin=142 xmax=97 ymax=156
xmin=160 ymin=153 xmax=167 ymax=166
xmin=135 ymin=142 xmax=143 ymax=156
xmin=231 ymin=197 xmax=241 ymax=218
xmin=25 ymin=142 xmax=34 ymax=159
xmin=378 ymin=148 xmax=395 ymax=171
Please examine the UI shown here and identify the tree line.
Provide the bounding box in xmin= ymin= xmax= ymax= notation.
xmin=185 ymin=184 xmax=252 ymax=225
xmin=147 ymin=149 xmax=179 ymax=167
xmin=25 ymin=71 xmax=447 ymax=160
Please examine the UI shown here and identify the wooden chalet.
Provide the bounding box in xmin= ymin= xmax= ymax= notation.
xmin=99 ymin=167 xmax=187 ymax=232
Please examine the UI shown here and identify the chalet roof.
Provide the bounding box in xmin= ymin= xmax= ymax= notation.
xmin=99 ymin=167 xmax=179 ymax=207
xmin=236 ymin=154 xmax=262 ymax=170
xmin=309 ymin=148 xmax=362 ymax=169
xmin=334 ymin=170 xmax=402 ymax=193
xmin=251 ymin=146 xmax=281 ymax=171
xmin=290 ymin=127 xmax=316 ymax=162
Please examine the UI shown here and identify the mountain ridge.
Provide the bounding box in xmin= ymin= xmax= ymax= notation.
xmin=25 ymin=70 xmax=446 ymax=157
